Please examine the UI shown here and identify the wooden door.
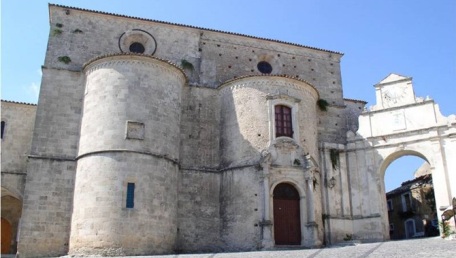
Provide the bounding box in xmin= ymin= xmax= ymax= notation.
xmin=1 ymin=218 xmax=12 ymax=254
xmin=273 ymin=183 xmax=301 ymax=245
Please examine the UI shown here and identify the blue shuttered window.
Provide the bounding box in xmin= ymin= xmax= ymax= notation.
xmin=126 ymin=183 xmax=135 ymax=208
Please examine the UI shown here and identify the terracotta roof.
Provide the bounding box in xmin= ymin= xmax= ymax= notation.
xmin=1 ymin=99 xmax=37 ymax=106
xmin=49 ymin=4 xmax=343 ymax=55
xmin=344 ymin=98 xmax=367 ymax=104
xmin=386 ymin=174 xmax=432 ymax=196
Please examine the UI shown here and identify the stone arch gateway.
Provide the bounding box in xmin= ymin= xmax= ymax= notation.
xmin=325 ymin=74 xmax=456 ymax=243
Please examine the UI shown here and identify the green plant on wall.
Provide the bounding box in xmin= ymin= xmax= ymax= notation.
xmin=58 ymin=56 xmax=71 ymax=64
xmin=317 ymin=99 xmax=329 ymax=111
xmin=293 ymin=159 xmax=301 ymax=166
xmin=181 ymin=59 xmax=194 ymax=70
xmin=52 ymin=29 xmax=62 ymax=36
xmin=330 ymin=149 xmax=339 ymax=170
xmin=313 ymin=176 xmax=318 ymax=190
xmin=439 ymin=221 xmax=451 ymax=238
xmin=343 ymin=234 xmax=353 ymax=241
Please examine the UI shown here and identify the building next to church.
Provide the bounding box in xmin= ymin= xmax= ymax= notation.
xmin=386 ymin=163 xmax=439 ymax=240
xmin=1 ymin=4 xmax=455 ymax=257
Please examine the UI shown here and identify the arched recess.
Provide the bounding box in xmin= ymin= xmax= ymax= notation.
xmin=1 ymin=186 xmax=23 ymax=201
xmin=272 ymin=183 xmax=301 ymax=245
xmin=1 ymin=217 xmax=13 ymax=254
xmin=1 ymin=187 xmax=23 ymax=254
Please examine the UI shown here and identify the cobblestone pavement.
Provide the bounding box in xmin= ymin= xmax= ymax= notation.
xmin=117 ymin=237 xmax=455 ymax=258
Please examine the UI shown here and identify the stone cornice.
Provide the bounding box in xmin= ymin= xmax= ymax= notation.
xmin=49 ymin=4 xmax=343 ymax=56
xmin=83 ymin=53 xmax=187 ymax=83
xmin=76 ymin=149 xmax=179 ymax=165
xmin=218 ymin=75 xmax=320 ymax=99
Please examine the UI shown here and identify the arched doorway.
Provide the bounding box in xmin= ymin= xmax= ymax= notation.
xmin=1 ymin=218 xmax=12 ymax=254
xmin=383 ymin=154 xmax=439 ymax=240
xmin=273 ymin=183 xmax=301 ymax=245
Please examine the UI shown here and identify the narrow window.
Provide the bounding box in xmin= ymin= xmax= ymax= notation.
xmin=387 ymin=199 xmax=393 ymax=211
xmin=1 ymin=121 xmax=5 ymax=139
xmin=401 ymin=192 xmax=411 ymax=212
xmin=126 ymin=183 xmax=135 ymax=208
xmin=275 ymin=105 xmax=293 ymax=138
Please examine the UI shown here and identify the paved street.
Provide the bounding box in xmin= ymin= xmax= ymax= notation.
xmin=117 ymin=237 xmax=455 ymax=258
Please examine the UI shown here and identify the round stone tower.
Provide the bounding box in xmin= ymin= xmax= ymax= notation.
xmin=218 ymin=75 xmax=321 ymax=249
xmin=70 ymin=54 xmax=186 ymax=256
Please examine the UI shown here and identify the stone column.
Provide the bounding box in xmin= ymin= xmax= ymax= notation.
xmin=304 ymin=156 xmax=319 ymax=246
xmin=260 ymin=150 xmax=274 ymax=248
xmin=305 ymin=170 xmax=315 ymax=223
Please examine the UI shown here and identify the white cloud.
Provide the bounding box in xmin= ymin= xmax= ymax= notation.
xmin=26 ymin=82 xmax=40 ymax=100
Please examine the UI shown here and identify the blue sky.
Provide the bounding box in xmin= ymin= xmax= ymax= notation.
xmin=1 ymin=0 xmax=455 ymax=191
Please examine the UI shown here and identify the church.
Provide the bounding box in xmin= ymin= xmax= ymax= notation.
xmin=1 ymin=4 xmax=455 ymax=257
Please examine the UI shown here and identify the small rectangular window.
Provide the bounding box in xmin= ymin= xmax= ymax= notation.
xmin=126 ymin=183 xmax=135 ymax=208
xmin=1 ymin=121 xmax=5 ymax=139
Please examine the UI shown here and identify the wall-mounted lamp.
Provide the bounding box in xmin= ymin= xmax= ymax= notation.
xmin=327 ymin=176 xmax=336 ymax=189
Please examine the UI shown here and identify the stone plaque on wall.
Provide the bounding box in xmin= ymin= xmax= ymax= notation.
xmin=126 ymin=121 xmax=145 ymax=140
xmin=391 ymin=110 xmax=406 ymax=131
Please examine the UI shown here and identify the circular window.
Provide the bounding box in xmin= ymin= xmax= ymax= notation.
xmin=129 ymin=42 xmax=145 ymax=54
xmin=119 ymin=29 xmax=157 ymax=55
xmin=257 ymin=61 xmax=273 ymax=74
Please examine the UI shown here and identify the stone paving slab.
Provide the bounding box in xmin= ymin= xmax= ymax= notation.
xmin=56 ymin=237 xmax=455 ymax=258
xmin=119 ymin=238 xmax=455 ymax=258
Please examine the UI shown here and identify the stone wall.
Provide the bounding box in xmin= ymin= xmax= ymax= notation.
xmin=18 ymin=159 xmax=76 ymax=257
xmin=1 ymin=101 xmax=35 ymax=254
xmin=177 ymin=170 xmax=221 ymax=252
xmin=1 ymin=101 xmax=36 ymax=177
xmin=17 ymin=68 xmax=84 ymax=257
xmin=179 ymin=87 xmax=220 ymax=168
xmin=70 ymin=154 xmax=178 ymax=256
xmin=46 ymin=5 xmax=347 ymax=144
xmin=220 ymin=167 xmax=262 ymax=251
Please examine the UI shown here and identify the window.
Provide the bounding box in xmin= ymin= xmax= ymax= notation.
xmin=387 ymin=199 xmax=393 ymax=211
xmin=257 ymin=61 xmax=272 ymax=74
xmin=1 ymin=121 xmax=5 ymax=139
xmin=129 ymin=42 xmax=145 ymax=53
xmin=126 ymin=183 xmax=135 ymax=208
xmin=404 ymin=219 xmax=416 ymax=238
xmin=401 ymin=192 xmax=412 ymax=212
xmin=275 ymin=105 xmax=293 ymax=138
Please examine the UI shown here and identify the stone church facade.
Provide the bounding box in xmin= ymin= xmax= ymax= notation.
xmin=1 ymin=4 xmax=455 ymax=257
